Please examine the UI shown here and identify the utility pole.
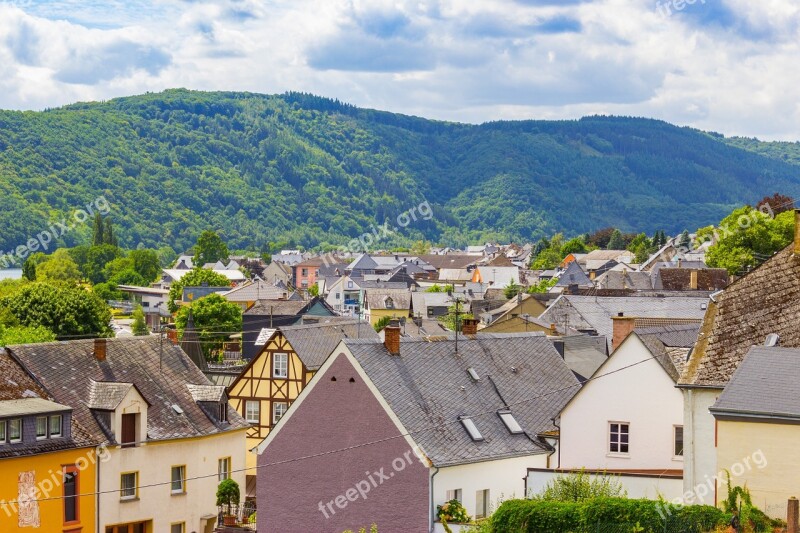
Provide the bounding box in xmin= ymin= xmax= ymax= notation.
xmin=452 ymin=297 xmax=464 ymax=354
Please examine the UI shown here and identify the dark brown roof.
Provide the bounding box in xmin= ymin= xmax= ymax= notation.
xmin=654 ymin=268 xmax=729 ymax=291
xmin=681 ymin=244 xmax=800 ymax=387
xmin=7 ymin=337 xmax=249 ymax=445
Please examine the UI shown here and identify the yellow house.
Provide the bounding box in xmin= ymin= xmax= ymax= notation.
xmin=479 ymin=293 xmax=548 ymax=332
xmin=227 ymin=320 xmax=378 ymax=493
xmin=0 ymin=351 xmax=98 ymax=533
xmin=709 ymin=345 xmax=798 ymax=518
xmin=362 ymin=288 xmax=411 ymax=326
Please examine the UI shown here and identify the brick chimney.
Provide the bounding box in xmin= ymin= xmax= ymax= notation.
xmin=94 ymin=338 xmax=107 ymax=362
xmin=462 ymin=318 xmax=478 ymax=336
xmin=795 ymin=209 xmax=800 ymax=254
xmin=611 ymin=312 xmax=636 ymax=352
xmin=384 ymin=321 xmax=401 ymax=355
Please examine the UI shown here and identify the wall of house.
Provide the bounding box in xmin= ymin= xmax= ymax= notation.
xmin=560 ymin=335 xmax=685 ymax=472
xmin=98 ymin=430 xmax=246 ymax=533
xmin=526 ymin=469 xmax=683 ymax=501
xmin=364 ymin=308 xmax=410 ymax=326
xmin=435 ymin=455 xmax=547 ymax=519
xmin=257 ymin=352 xmax=430 ymax=533
xmin=228 ymin=333 xmax=312 ymax=472
xmin=0 ymin=447 xmax=98 ymax=532
xmin=682 ymin=387 xmax=719 ymax=506
xmin=716 ymin=420 xmax=787 ymax=518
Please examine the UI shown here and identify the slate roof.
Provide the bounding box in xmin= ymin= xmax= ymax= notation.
xmin=245 ymin=299 xmax=313 ymax=316
xmin=365 ymin=289 xmax=412 ymax=310
xmin=345 ymin=333 xmax=580 ymax=467
xmin=87 ymin=380 xmax=137 ymax=410
xmin=681 ymin=244 xmax=800 ymax=387
xmin=186 ymin=384 xmax=227 ymax=402
xmin=473 ymin=266 xmax=520 ymax=287
xmin=222 ymin=280 xmax=289 ymax=301
xmin=347 ymin=253 xmax=379 ymax=271
xmin=555 ymin=261 xmax=593 ymax=288
xmin=540 ymin=295 xmax=708 ymax=350
xmin=558 ymin=335 xmax=608 ymax=382
xmin=277 ymin=320 xmax=379 ymax=371
xmin=0 ymin=350 xmax=99 ymax=458
xmin=653 ymin=268 xmax=729 ymax=291
xmin=437 ymin=268 xmax=474 ymax=281
xmin=411 ymin=292 xmax=456 ymax=315
xmin=710 ymin=346 xmax=800 ymax=421
xmin=584 ymin=250 xmax=633 ymax=262
xmin=7 ymin=337 xmax=248 ymax=445
xmin=418 ymin=254 xmax=479 ymax=270
xmin=594 ymin=270 xmax=653 ymax=291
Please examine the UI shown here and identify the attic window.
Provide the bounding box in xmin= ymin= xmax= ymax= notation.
xmin=385 ymin=297 xmax=394 ymax=309
xmin=498 ymin=411 xmax=524 ymax=434
xmin=459 ymin=417 xmax=484 ymax=441
xmin=467 ymin=367 xmax=480 ymax=382
xmin=171 ymin=404 xmax=184 ymax=415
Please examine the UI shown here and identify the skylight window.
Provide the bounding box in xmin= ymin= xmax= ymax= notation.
xmin=498 ymin=411 xmax=524 ymax=434
xmin=467 ymin=367 xmax=480 ymax=382
xmin=172 ymin=404 xmax=184 ymax=415
xmin=459 ymin=417 xmax=484 ymax=441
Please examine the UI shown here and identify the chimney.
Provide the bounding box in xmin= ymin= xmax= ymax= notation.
xmin=690 ymin=270 xmax=698 ymax=290
xmin=549 ymin=323 xmax=559 ymax=336
xmin=568 ymin=284 xmax=579 ymax=295
xmin=384 ymin=320 xmax=401 ymax=355
xmin=462 ymin=318 xmax=478 ymax=336
xmin=678 ymin=258 xmax=683 ymax=268
xmin=94 ymin=338 xmax=107 ymax=362
xmin=611 ymin=312 xmax=636 ymax=352
xmin=795 ymin=209 xmax=800 ymax=254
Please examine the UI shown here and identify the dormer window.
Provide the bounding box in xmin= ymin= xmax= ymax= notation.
xmin=385 ymin=297 xmax=394 ymax=309
xmin=8 ymin=419 xmax=22 ymax=443
xmin=36 ymin=416 xmax=48 ymax=440
xmin=219 ymin=402 xmax=228 ymax=423
xmin=49 ymin=414 xmax=62 ymax=438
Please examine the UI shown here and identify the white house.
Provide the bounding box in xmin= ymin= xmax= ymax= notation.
xmin=527 ymin=322 xmax=698 ymax=501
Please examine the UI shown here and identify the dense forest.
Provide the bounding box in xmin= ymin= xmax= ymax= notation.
xmin=1 ymin=89 xmax=799 ymax=258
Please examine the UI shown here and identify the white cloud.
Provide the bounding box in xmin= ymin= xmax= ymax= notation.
xmin=0 ymin=0 xmax=798 ymax=139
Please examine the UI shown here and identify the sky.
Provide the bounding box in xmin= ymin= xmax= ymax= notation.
xmin=1 ymin=0 xmax=799 ymax=140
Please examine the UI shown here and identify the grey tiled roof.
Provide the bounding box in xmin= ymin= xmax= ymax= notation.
xmin=710 ymin=346 xmax=800 ymax=420
xmin=559 ymin=335 xmax=608 ymax=381
xmin=555 ymin=261 xmax=593 ymax=288
xmin=365 ymin=288 xmax=411 ymax=310
xmin=245 ymin=299 xmax=312 ymax=316
xmin=280 ymin=320 xmax=378 ymax=371
xmin=594 ymin=271 xmax=653 ymax=291
xmin=186 ymin=384 xmax=226 ymax=402
xmin=87 ymin=380 xmax=135 ymax=410
xmin=7 ymin=337 xmax=248 ymax=445
xmin=345 ymin=333 xmax=580 ymax=467
xmin=681 ymin=245 xmax=800 ymax=387
xmin=222 ymin=280 xmax=289 ymax=301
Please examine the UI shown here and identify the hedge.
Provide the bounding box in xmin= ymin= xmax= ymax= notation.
xmin=491 ymin=498 xmax=731 ymax=533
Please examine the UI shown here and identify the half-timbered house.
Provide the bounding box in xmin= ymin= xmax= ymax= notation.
xmin=226 ymin=319 xmax=378 ymax=495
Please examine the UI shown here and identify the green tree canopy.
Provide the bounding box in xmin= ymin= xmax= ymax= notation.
xmin=35 ymin=249 xmax=82 ymax=282
xmin=0 ymin=282 xmax=111 ymax=338
xmin=129 ymin=249 xmax=161 ymax=283
xmin=560 ymin=236 xmax=588 ymax=257
xmin=83 ymin=244 xmax=123 ymax=284
xmin=175 ymin=293 xmax=242 ymax=358
xmin=193 ymin=230 xmax=229 ymax=266
xmin=131 ymin=305 xmax=149 ymax=336
xmin=0 ymin=325 xmax=57 ymax=347
xmin=607 ymin=229 xmax=625 ymax=250
xmin=167 ymin=268 xmax=232 ymax=313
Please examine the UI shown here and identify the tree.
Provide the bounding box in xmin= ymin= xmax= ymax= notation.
xmin=92 ymin=214 xmax=104 ymax=246
xmin=438 ymin=300 xmax=472 ymax=332
xmin=308 ymin=283 xmax=319 ymax=296
xmin=193 ymin=230 xmax=229 ymax=266
xmin=131 ymin=305 xmax=149 ymax=336
xmin=706 ymin=206 xmax=794 ymax=274
xmin=677 ymin=230 xmax=691 ymax=251
xmin=128 ymin=249 xmax=161 ymax=283
xmin=0 ymin=282 xmax=112 ymax=338
xmin=175 ymin=294 xmax=242 ymax=358
xmin=756 ymin=193 xmax=794 ymax=215
xmin=216 ymin=478 xmax=240 ymax=517
xmin=374 ymin=315 xmax=392 ymax=332
xmin=93 ymin=282 xmax=123 ymax=301
xmin=103 ymin=217 xmax=117 ymax=247
xmin=560 ymin=237 xmax=588 ymax=256
xmin=607 ymin=229 xmax=625 ymax=250
xmin=425 ymin=284 xmax=454 ymax=293
xmin=410 ymin=240 xmax=431 ymax=255
xmin=587 ymin=227 xmax=616 ymax=249
xmin=532 ymin=469 xmax=626 ymax=502
xmin=83 ymin=244 xmax=122 ymax=284
xmin=527 ymin=277 xmax=557 ymax=294
xmin=22 ymin=252 xmax=47 ymax=281
xmin=0 ymin=325 xmax=57 ymax=347
xmin=503 ymin=280 xmax=522 ymax=299
xmin=167 ymin=268 xmax=232 ymax=313
xmin=35 ymin=249 xmax=82 ymax=282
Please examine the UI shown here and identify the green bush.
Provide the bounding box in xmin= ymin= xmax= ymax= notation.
xmin=490 ymin=498 xmax=731 ymax=533
xmin=437 ymin=499 xmax=471 ymax=523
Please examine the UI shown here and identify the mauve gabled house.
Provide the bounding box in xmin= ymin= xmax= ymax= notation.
xmin=255 ymin=322 xmax=580 ymax=533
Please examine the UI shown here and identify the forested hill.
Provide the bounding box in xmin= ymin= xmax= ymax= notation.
xmin=1 ymin=88 xmax=799 ymax=255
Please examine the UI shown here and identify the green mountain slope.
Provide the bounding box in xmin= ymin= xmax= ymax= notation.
xmin=0 ymin=89 xmax=798 ymax=255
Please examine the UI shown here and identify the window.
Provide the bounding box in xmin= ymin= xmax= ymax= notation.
xmin=336 ymin=292 xmax=340 ymax=299
xmin=446 ymin=489 xmax=462 ymax=502
xmin=120 ymin=472 xmax=138 ymax=500
xmin=674 ymin=426 xmax=684 ymax=457
xmin=0 ymin=420 xmax=5 ymax=443
xmin=301 ymin=268 xmax=308 ymax=276
xmin=63 ymin=467 xmax=78 ymax=524
xmin=498 ymin=411 xmax=524 ymax=434
xmin=171 ymin=523 xmax=185 ymax=533
xmin=171 ymin=466 xmax=186 ymax=494
xmin=121 ymin=413 xmax=136 ymax=448
xmin=106 ymin=522 xmax=147 ymax=533
xmin=9 ymin=419 xmax=21 ymax=443
xmin=273 ymin=402 xmax=287 ymax=425
xmin=459 ymin=417 xmax=484 ymax=441
xmin=245 ymin=401 xmax=260 ymax=424
xmin=36 ymin=416 xmax=48 ymax=439
xmin=273 ymin=353 xmax=288 ymax=378
xmin=219 ymin=403 xmax=228 ymax=423
xmin=49 ymin=414 xmax=62 ymax=438
xmin=476 ymin=489 xmax=490 ymax=519
xmin=609 ymin=422 xmax=629 ymax=454
xmin=385 ymin=297 xmax=394 ymax=309
xmin=218 ymin=457 xmax=231 ymax=481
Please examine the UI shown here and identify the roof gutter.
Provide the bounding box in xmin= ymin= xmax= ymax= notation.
xmin=429 ymin=466 xmax=439 ymax=533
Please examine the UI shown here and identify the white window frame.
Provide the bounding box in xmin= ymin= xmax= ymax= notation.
xmin=446 ymin=489 xmax=462 ymax=503
xmin=0 ymin=420 xmax=5 ymax=443
xmin=476 ymin=489 xmax=490 ymax=519
xmin=36 ymin=416 xmax=48 ymax=440
xmin=608 ymin=421 xmax=630 ymax=455
xmin=272 ymin=402 xmax=288 ymax=425
xmin=171 ymin=465 xmax=186 ymax=494
xmin=120 ymin=472 xmax=138 ymax=500
xmin=8 ymin=419 xmax=22 ymax=443
xmin=49 ymin=414 xmax=62 ymax=438
xmin=218 ymin=457 xmax=231 ymax=481
xmin=245 ymin=401 xmax=260 ymax=424
xmin=673 ymin=425 xmax=684 ymax=458
xmin=273 ymin=353 xmax=288 ymax=378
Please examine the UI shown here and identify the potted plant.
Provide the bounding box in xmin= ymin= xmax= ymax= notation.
xmin=436 ymin=499 xmax=470 ymax=524
xmin=216 ymin=478 xmax=240 ymax=526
